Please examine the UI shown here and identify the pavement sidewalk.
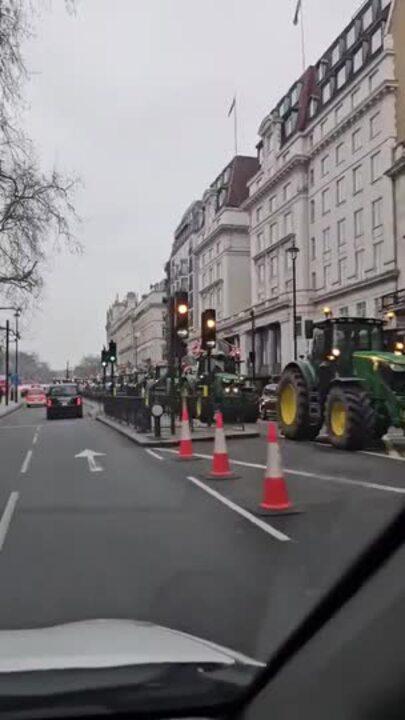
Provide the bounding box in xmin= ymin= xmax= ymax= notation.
xmin=96 ymin=412 xmax=259 ymax=447
xmin=0 ymin=401 xmax=22 ymax=419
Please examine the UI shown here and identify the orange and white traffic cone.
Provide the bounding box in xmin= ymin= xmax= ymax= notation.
xmin=258 ymin=422 xmax=297 ymax=515
xmin=177 ymin=400 xmax=194 ymax=460
xmin=207 ymin=410 xmax=236 ymax=479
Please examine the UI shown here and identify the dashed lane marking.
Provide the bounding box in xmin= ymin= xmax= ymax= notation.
xmin=187 ymin=476 xmax=291 ymax=543
xmin=20 ymin=449 xmax=33 ymax=474
xmin=159 ymin=448 xmax=405 ymax=495
xmin=0 ymin=492 xmax=19 ymax=552
xmin=145 ymin=449 xmax=164 ymax=461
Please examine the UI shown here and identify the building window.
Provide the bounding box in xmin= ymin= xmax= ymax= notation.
xmin=323 ymin=226 xmax=330 ymax=252
xmin=284 ymin=212 xmax=293 ymax=235
xmin=353 ymin=165 xmax=363 ymax=194
xmin=336 ymin=176 xmax=346 ymax=205
xmin=338 ymin=257 xmax=347 ymax=283
xmin=269 ymin=195 xmax=277 ymax=213
xmin=335 ymin=102 xmax=344 ymax=124
xmin=324 ymin=264 xmax=331 ymax=289
xmin=209 ymin=267 xmax=213 ymax=283
xmin=321 ymin=154 xmax=329 ymax=176
xmin=217 ymin=286 xmax=222 ymax=306
xmin=309 ymin=97 xmax=318 ymax=118
xmin=311 ymin=237 xmax=316 ymax=260
xmin=216 ymin=240 xmax=221 ymax=255
xmin=351 ymin=86 xmax=361 ymax=108
xmin=257 ymin=263 xmax=265 ymax=284
xmin=369 ymin=69 xmax=379 ymax=92
xmin=352 ymin=127 xmax=362 ymax=152
xmin=374 ymin=242 xmax=383 ymax=273
xmin=339 ymin=306 xmax=349 ymax=316
xmin=322 ymin=188 xmax=330 ymax=214
xmin=269 ymin=222 xmax=278 ymax=244
xmin=309 ymin=168 xmax=315 ymax=187
xmin=362 ymin=5 xmax=373 ymax=30
xmin=320 ymin=117 xmax=328 ymax=137
xmin=337 ymin=218 xmax=346 ymax=247
xmin=356 ymin=300 xmax=366 ymax=317
xmin=283 ymin=182 xmax=291 ymax=202
xmin=336 ymin=142 xmax=345 ymax=165
xmin=371 ymin=26 xmax=383 ymax=54
xmin=346 ymin=25 xmax=356 ymax=49
xmin=216 ymin=261 xmax=221 ymax=279
xmin=331 ymin=43 xmax=340 ymax=66
xmin=317 ymin=61 xmax=327 ymax=82
xmin=285 ymin=113 xmax=297 ymax=137
xmin=270 ymin=255 xmax=278 ymax=278
xmin=322 ymin=81 xmax=332 ymax=104
xmin=202 ymin=253 xmax=207 ymax=266
xmin=356 ymin=251 xmax=365 ymax=281
xmin=310 ymin=271 xmax=316 ymax=290
xmin=353 ymin=47 xmax=363 ymax=73
xmin=202 ymin=272 xmax=207 ymax=287
xmin=370 ymin=151 xmax=380 ymax=182
xmin=372 ymin=197 xmax=382 ymax=228
xmin=257 ymin=232 xmax=264 ymax=253
xmin=309 ymin=132 xmax=314 ymax=148
xmin=354 ymin=208 xmax=364 ymax=237
xmin=310 ymin=200 xmax=315 ymax=223
xmin=336 ymin=65 xmax=346 ymax=89
xmin=370 ymin=112 xmax=381 ymax=139
xmin=256 ymin=206 xmax=262 ymax=224
xmin=209 ymin=248 xmax=213 ymax=260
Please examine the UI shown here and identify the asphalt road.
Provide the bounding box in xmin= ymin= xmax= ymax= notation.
xmin=0 ymin=404 xmax=403 ymax=664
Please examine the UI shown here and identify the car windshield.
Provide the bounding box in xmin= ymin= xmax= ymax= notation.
xmin=0 ymin=1 xmax=403 ymax=718
xmin=49 ymin=385 xmax=78 ymax=397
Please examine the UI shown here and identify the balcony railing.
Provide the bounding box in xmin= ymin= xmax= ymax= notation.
xmin=378 ymin=288 xmax=405 ymax=312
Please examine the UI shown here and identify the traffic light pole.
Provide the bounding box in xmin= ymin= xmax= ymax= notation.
xmin=5 ymin=320 xmax=9 ymax=407
xmin=168 ymin=297 xmax=176 ymax=435
xmin=111 ymin=361 xmax=115 ymax=396
xmin=102 ymin=365 xmax=106 ymax=389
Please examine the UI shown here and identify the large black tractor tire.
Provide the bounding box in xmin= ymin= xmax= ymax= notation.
xmin=372 ymin=410 xmax=390 ymax=440
xmin=278 ymin=366 xmax=320 ymax=441
xmin=325 ymin=385 xmax=375 ymax=450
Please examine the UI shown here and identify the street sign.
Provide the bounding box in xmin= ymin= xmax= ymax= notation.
xmin=151 ymin=404 xmax=164 ymax=418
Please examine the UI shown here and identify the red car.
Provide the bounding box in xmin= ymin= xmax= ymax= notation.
xmin=25 ymin=387 xmax=47 ymax=408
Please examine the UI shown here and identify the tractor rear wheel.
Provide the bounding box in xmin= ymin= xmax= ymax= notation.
xmin=325 ymin=385 xmax=374 ymax=450
xmin=278 ymin=367 xmax=320 ymax=440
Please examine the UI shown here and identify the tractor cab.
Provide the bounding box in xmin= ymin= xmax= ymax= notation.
xmin=309 ymin=317 xmax=384 ymax=375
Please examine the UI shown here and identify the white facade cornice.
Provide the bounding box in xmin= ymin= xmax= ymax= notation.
xmin=311 ymin=269 xmax=398 ymax=304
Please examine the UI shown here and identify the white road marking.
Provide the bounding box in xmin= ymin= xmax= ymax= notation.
xmin=75 ymin=449 xmax=105 ymax=473
xmin=0 ymin=492 xmax=19 ymax=552
xmin=159 ymin=448 xmax=405 ymax=495
xmin=145 ymin=449 xmax=164 ymax=461
xmin=187 ymin=476 xmax=290 ymax=542
xmin=0 ymin=424 xmax=39 ymax=430
xmin=20 ymin=449 xmax=33 ymax=474
xmin=32 ymin=426 xmax=41 ymax=446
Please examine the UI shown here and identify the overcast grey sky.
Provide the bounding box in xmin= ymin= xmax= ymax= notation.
xmin=22 ymin=0 xmax=360 ymax=368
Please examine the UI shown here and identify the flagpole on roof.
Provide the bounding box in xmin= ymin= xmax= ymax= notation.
xmin=228 ymin=94 xmax=238 ymax=157
xmin=293 ymin=0 xmax=306 ymax=73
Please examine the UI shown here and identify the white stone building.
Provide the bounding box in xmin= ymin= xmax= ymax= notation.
xmin=169 ymin=201 xmax=203 ymax=332
xmin=194 ymin=156 xmax=259 ymax=335
xmin=230 ymin=0 xmax=398 ymax=377
xmin=106 ymin=281 xmax=166 ymax=372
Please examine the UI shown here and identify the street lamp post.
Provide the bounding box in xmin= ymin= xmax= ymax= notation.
xmin=250 ymin=309 xmax=256 ymax=382
xmin=14 ymin=308 xmax=21 ymax=401
xmin=286 ymin=242 xmax=300 ymax=361
xmin=5 ymin=320 xmax=9 ymax=406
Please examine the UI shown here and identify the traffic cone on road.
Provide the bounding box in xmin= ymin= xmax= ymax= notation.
xmin=207 ymin=410 xmax=236 ymax=479
xmin=178 ymin=400 xmax=194 ymax=460
xmin=258 ymin=422 xmax=297 ymax=515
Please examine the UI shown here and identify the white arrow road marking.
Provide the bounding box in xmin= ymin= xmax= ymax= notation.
xmin=75 ymin=449 xmax=105 ymax=473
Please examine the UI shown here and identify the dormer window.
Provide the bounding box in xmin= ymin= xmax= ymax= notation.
xmin=346 ymin=24 xmax=356 ymax=49
xmin=331 ymin=43 xmax=340 ymax=67
xmin=290 ymin=82 xmax=302 ymax=106
xmin=279 ymin=96 xmax=290 ymax=117
xmin=362 ymin=4 xmax=373 ymax=30
xmin=336 ymin=64 xmax=346 ymax=89
xmin=353 ymin=46 xmax=363 ymax=73
xmin=317 ymin=60 xmax=328 ymax=82
xmin=371 ymin=25 xmax=383 ymax=54
xmin=309 ymin=97 xmax=318 ymax=118
xmin=322 ymin=79 xmax=333 ymax=104
xmin=285 ymin=112 xmax=297 ymax=137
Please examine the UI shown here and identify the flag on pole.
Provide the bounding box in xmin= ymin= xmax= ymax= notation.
xmin=293 ymin=0 xmax=302 ymax=25
xmin=228 ymin=96 xmax=236 ymax=117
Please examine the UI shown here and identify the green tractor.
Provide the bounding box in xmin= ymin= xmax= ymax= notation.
xmin=277 ymin=316 xmax=405 ymax=450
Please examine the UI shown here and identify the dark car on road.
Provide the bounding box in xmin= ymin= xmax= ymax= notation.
xmin=46 ymin=383 xmax=83 ymax=420
xmin=259 ymin=375 xmax=280 ymax=419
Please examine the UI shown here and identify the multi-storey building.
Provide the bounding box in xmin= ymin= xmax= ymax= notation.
xmin=169 ymin=201 xmax=203 ymax=332
xmin=234 ymin=0 xmax=398 ymax=376
xmin=105 ymin=292 xmax=138 ymax=372
xmin=194 ymin=156 xmax=259 ymax=336
xmin=106 ymin=281 xmax=166 ymax=372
